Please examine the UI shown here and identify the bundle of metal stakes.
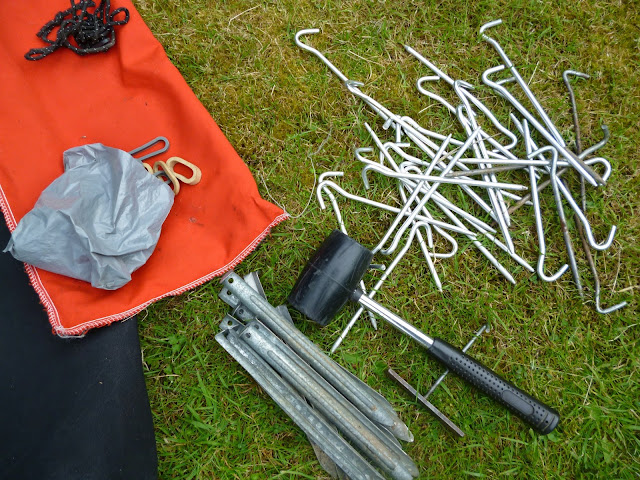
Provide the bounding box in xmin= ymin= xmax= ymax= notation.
xmin=216 ymin=271 xmax=419 ymax=480
xmin=295 ymin=20 xmax=626 ymax=351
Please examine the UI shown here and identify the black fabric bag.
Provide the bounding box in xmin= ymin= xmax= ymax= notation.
xmin=0 ymin=221 xmax=158 ymax=480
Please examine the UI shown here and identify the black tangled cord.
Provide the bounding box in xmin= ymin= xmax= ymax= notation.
xmin=25 ymin=0 xmax=129 ymax=61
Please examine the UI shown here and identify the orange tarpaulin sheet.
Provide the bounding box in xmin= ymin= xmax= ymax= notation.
xmin=0 ymin=1 xmax=287 ymax=336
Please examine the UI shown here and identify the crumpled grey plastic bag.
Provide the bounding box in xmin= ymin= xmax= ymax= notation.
xmin=4 ymin=143 xmax=174 ymax=290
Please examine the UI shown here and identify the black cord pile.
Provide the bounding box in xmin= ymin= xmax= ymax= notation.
xmin=25 ymin=0 xmax=129 ymax=61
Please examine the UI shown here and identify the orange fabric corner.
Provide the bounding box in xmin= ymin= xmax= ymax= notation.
xmin=0 ymin=1 xmax=287 ymax=335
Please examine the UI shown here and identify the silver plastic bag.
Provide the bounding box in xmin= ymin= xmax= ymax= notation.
xmin=5 ymin=143 xmax=174 ymax=290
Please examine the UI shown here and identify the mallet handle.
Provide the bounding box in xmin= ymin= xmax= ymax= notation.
xmin=356 ymin=292 xmax=559 ymax=434
xmin=426 ymin=338 xmax=559 ymax=434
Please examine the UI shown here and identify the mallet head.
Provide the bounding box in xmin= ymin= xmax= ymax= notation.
xmin=288 ymin=230 xmax=373 ymax=326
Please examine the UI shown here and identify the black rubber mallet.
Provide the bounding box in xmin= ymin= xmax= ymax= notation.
xmin=288 ymin=230 xmax=559 ymax=435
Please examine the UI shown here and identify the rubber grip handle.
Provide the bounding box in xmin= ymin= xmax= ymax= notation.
xmin=428 ymin=338 xmax=559 ymax=434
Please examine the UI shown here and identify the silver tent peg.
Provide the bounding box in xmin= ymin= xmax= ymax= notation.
xmin=295 ymin=29 xmax=363 ymax=87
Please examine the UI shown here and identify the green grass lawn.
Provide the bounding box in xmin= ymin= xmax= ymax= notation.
xmin=133 ymin=0 xmax=639 ymax=478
